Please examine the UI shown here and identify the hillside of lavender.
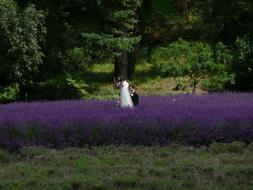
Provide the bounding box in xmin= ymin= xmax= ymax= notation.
xmin=0 ymin=93 xmax=253 ymax=151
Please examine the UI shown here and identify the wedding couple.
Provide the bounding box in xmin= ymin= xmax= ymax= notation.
xmin=115 ymin=76 xmax=139 ymax=108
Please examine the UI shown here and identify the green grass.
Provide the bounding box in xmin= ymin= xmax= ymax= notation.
xmin=1 ymin=142 xmax=253 ymax=190
xmin=30 ymin=61 xmax=205 ymax=101
xmin=75 ymin=61 xmax=204 ymax=99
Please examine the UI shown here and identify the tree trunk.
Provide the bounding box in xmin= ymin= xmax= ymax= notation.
xmin=19 ymin=83 xmax=29 ymax=101
xmin=114 ymin=45 xmax=140 ymax=80
xmin=114 ymin=7 xmax=144 ymax=81
xmin=114 ymin=51 xmax=129 ymax=80
xmin=127 ymin=44 xmax=140 ymax=78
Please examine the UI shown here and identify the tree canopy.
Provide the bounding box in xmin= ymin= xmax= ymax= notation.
xmin=0 ymin=0 xmax=253 ymax=102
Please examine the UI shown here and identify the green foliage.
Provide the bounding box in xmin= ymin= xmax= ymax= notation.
xmin=152 ymin=39 xmax=235 ymax=92
xmin=152 ymin=39 xmax=213 ymax=75
xmin=0 ymin=0 xmax=46 ymax=86
xmin=81 ymin=33 xmax=141 ymax=58
xmin=152 ymin=39 xmax=209 ymax=92
xmin=1 ymin=0 xmax=253 ymax=101
xmin=201 ymin=72 xmax=235 ymax=92
xmin=87 ymin=86 xmax=118 ymax=100
xmin=231 ymin=36 xmax=253 ymax=90
xmin=63 ymin=47 xmax=91 ymax=73
xmin=35 ymin=0 xmax=142 ymax=78
xmin=234 ymin=36 xmax=252 ymax=61
xmin=80 ymin=0 xmax=141 ymax=61
xmin=201 ymin=42 xmax=235 ymax=91
xmin=214 ymin=42 xmax=234 ymax=65
xmin=141 ymin=0 xmax=172 ymax=21
xmin=24 ymin=62 xmax=119 ymax=101
xmin=27 ymin=74 xmax=89 ymax=100
xmin=173 ymin=78 xmax=188 ymax=91
xmin=0 ymin=83 xmax=19 ymax=103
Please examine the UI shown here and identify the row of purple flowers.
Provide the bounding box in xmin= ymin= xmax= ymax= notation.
xmin=0 ymin=93 xmax=253 ymax=151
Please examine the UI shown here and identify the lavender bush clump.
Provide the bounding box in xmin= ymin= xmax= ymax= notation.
xmin=0 ymin=93 xmax=253 ymax=151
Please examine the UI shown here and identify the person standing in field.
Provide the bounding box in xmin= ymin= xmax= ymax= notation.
xmin=129 ymin=84 xmax=139 ymax=106
xmin=115 ymin=76 xmax=133 ymax=108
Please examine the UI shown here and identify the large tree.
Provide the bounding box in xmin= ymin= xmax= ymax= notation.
xmin=12 ymin=0 xmax=173 ymax=80
xmin=24 ymin=0 xmax=142 ymax=80
xmin=0 ymin=0 xmax=46 ymax=97
xmin=121 ymin=0 xmax=173 ymax=78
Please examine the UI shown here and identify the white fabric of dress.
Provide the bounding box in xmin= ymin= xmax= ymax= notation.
xmin=120 ymin=80 xmax=133 ymax=108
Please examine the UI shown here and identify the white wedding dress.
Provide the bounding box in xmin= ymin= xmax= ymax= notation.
xmin=120 ymin=80 xmax=133 ymax=108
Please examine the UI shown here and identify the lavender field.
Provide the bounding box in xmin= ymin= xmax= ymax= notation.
xmin=0 ymin=93 xmax=253 ymax=151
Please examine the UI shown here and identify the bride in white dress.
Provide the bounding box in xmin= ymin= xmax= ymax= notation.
xmin=116 ymin=78 xmax=133 ymax=108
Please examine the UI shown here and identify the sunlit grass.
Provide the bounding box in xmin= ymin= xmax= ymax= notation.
xmin=35 ymin=61 xmax=204 ymax=100
xmin=83 ymin=61 xmax=190 ymax=98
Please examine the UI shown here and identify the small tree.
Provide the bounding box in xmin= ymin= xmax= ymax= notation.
xmin=152 ymin=39 xmax=235 ymax=93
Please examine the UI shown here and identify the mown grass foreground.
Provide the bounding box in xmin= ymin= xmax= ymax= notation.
xmin=0 ymin=143 xmax=253 ymax=190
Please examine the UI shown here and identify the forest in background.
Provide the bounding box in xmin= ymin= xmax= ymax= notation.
xmin=0 ymin=0 xmax=253 ymax=102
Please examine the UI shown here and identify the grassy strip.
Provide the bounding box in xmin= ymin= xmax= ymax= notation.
xmin=0 ymin=142 xmax=253 ymax=190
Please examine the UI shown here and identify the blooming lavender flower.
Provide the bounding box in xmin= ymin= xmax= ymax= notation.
xmin=0 ymin=93 xmax=253 ymax=151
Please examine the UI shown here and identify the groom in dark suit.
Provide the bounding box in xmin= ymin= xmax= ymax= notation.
xmin=129 ymin=85 xmax=139 ymax=106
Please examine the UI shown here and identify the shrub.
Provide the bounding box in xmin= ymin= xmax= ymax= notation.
xmin=201 ymin=42 xmax=235 ymax=91
xmin=201 ymin=72 xmax=235 ymax=92
xmin=63 ymin=47 xmax=92 ymax=73
xmin=152 ymin=39 xmax=235 ymax=92
xmin=26 ymin=74 xmax=89 ymax=100
xmin=230 ymin=36 xmax=253 ymax=90
xmin=87 ymin=86 xmax=118 ymax=100
xmin=0 ymin=83 xmax=19 ymax=103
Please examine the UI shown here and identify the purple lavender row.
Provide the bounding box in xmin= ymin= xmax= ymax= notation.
xmin=0 ymin=93 xmax=253 ymax=151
